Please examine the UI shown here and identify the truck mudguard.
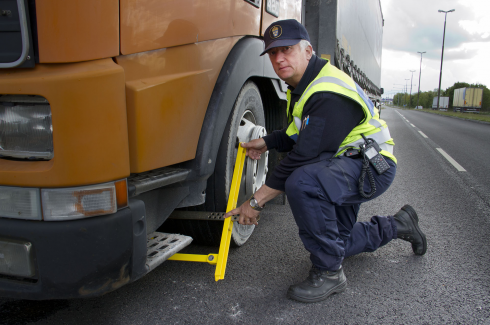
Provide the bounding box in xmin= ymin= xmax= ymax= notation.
xmin=183 ymin=36 xmax=280 ymax=181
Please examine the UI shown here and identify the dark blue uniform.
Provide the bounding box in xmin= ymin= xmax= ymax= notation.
xmin=285 ymin=156 xmax=397 ymax=271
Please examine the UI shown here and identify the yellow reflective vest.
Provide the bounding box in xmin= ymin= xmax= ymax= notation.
xmin=285 ymin=59 xmax=396 ymax=163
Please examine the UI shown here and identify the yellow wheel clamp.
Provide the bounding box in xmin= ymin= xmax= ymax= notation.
xmin=167 ymin=144 xmax=246 ymax=281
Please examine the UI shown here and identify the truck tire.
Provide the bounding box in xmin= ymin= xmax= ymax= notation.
xmin=171 ymin=81 xmax=268 ymax=246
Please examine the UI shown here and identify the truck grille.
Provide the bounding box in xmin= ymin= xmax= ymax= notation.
xmin=0 ymin=0 xmax=34 ymax=68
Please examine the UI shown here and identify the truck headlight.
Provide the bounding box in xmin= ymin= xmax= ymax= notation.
xmin=0 ymin=95 xmax=53 ymax=160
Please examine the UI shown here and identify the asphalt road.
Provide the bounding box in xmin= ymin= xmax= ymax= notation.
xmin=398 ymin=108 xmax=490 ymax=189
xmin=1 ymin=107 xmax=490 ymax=324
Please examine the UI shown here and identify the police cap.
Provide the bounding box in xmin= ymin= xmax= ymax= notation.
xmin=260 ymin=19 xmax=310 ymax=56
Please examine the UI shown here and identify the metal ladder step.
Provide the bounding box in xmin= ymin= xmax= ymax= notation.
xmin=146 ymin=232 xmax=193 ymax=272
xmin=128 ymin=168 xmax=191 ymax=197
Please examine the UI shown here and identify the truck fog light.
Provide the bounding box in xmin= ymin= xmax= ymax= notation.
xmin=42 ymin=183 xmax=118 ymax=221
xmin=0 ymin=239 xmax=36 ymax=278
xmin=0 ymin=186 xmax=42 ymax=220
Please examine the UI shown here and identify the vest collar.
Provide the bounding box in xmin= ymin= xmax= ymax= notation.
xmin=288 ymin=55 xmax=327 ymax=95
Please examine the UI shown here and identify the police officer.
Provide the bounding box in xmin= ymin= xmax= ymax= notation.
xmin=225 ymin=19 xmax=427 ymax=303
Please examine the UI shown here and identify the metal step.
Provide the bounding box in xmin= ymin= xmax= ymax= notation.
xmin=128 ymin=168 xmax=191 ymax=197
xmin=146 ymin=232 xmax=193 ymax=272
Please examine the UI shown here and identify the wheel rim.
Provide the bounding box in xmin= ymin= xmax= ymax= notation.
xmin=233 ymin=109 xmax=268 ymax=239
xmin=236 ymin=110 xmax=268 ymax=202
xmin=246 ymin=126 xmax=268 ymax=195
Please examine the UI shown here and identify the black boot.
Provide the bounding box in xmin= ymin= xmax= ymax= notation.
xmin=287 ymin=266 xmax=347 ymax=303
xmin=394 ymin=205 xmax=427 ymax=255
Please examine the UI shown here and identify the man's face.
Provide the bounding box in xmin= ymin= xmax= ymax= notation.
xmin=267 ymin=43 xmax=312 ymax=88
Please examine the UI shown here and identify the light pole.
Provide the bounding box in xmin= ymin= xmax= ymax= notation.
xmin=405 ymin=79 xmax=410 ymax=106
xmin=436 ymin=9 xmax=455 ymax=110
xmin=417 ymin=51 xmax=426 ymax=108
xmin=409 ymin=70 xmax=416 ymax=108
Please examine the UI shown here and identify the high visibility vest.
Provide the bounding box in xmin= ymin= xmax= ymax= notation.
xmin=285 ymin=59 xmax=396 ymax=163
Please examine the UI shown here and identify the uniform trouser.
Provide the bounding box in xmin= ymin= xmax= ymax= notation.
xmin=285 ymin=156 xmax=397 ymax=271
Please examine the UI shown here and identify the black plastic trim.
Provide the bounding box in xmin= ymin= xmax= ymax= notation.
xmin=27 ymin=0 xmax=38 ymax=64
xmin=128 ymin=199 xmax=148 ymax=283
xmin=0 ymin=0 xmax=35 ymax=68
xmin=244 ymin=0 xmax=261 ymax=8
xmin=0 ymin=201 xmax=148 ymax=300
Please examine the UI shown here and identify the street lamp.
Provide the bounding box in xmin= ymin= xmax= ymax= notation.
xmin=417 ymin=51 xmax=426 ymax=108
xmin=405 ymin=79 xmax=410 ymax=106
xmin=436 ymin=9 xmax=455 ymax=110
xmin=409 ymin=70 xmax=416 ymax=108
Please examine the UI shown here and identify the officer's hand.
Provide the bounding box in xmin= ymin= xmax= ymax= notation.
xmin=241 ymin=138 xmax=267 ymax=160
xmin=224 ymin=200 xmax=260 ymax=226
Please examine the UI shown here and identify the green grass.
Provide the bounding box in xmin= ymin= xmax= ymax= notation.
xmin=384 ymin=106 xmax=490 ymax=123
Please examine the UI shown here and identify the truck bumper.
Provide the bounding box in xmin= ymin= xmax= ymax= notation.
xmin=0 ymin=199 xmax=148 ymax=300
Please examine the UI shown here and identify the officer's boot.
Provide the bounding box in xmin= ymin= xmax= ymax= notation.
xmin=287 ymin=266 xmax=347 ymax=303
xmin=394 ymin=205 xmax=427 ymax=255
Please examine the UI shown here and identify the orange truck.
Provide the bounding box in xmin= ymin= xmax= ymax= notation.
xmin=0 ymin=0 xmax=384 ymax=299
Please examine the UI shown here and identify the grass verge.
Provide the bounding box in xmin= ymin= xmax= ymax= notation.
xmin=386 ymin=106 xmax=490 ymax=123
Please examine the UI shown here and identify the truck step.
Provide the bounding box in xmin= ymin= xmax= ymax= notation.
xmin=146 ymin=232 xmax=193 ymax=272
xmin=128 ymin=167 xmax=191 ymax=197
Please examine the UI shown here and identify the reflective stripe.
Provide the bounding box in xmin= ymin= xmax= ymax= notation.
xmin=355 ymin=82 xmax=375 ymax=117
xmin=297 ymin=76 xmax=357 ymax=105
xmin=369 ymin=119 xmax=383 ymax=128
xmin=297 ymin=77 xmax=374 ymax=119
xmin=294 ymin=116 xmax=302 ymax=132
xmin=379 ymin=143 xmax=394 ymax=155
xmin=377 ymin=125 xmax=392 ymax=141
xmin=336 ymin=125 xmax=392 ymax=155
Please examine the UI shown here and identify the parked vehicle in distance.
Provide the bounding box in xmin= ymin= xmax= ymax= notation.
xmin=453 ymin=88 xmax=483 ymax=113
xmin=416 ymin=106 xmax=423 ymax=109
xmin=432 ymin=96 xmax=449 ymax=111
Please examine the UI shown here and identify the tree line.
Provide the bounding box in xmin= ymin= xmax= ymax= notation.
xmin=390 ymin=82 xmax=490 ymax=112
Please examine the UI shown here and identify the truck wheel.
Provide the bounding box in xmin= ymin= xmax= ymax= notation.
xmin=170 ymin=81 xmax=268 ymax=246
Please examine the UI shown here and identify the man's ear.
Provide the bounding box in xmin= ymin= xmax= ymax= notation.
xmin=306 ymin=45 xmax=313 ymax=60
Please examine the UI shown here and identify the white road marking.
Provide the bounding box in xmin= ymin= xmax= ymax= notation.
xmin=436 ymin=148 xmax=466 ymax=172
xmin=410 ymin=123 xmax=415 ymax=127
xmin=418 ymin=131 xmax=428 ymax=138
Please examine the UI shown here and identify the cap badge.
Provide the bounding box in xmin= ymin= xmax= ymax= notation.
xmin=270 ymin=25 xmax=282 ymax=39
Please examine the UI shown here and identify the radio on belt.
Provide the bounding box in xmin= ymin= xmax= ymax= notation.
xmin=360 ymin=134 xmax=390 ymax=175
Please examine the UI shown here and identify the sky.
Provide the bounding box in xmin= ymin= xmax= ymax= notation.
xmin=379 ymin=0 xmax=490 ymax=98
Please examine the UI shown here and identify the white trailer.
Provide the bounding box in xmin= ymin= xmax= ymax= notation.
xmin=453 ymin=88 xmax=483 ymax=113
xmin=432 ymin=97 xmax=449 ymax=110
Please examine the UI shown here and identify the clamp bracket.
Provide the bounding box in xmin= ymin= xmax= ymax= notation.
xmin=167 ymin=144 xmax=246 ymax=281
